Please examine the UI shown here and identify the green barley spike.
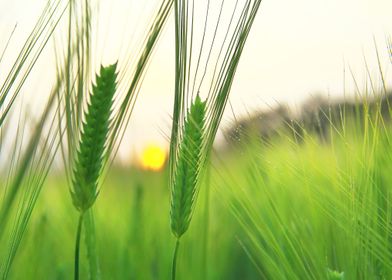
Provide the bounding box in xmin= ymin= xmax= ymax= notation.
xmin=71 ymin=63 xmax=117 ymax=213
xmin=170 ymin=94 xmax=206 ymax=238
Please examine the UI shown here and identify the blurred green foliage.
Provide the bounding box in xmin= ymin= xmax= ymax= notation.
xmin=8 ymin=102 xmax=392 ymax=279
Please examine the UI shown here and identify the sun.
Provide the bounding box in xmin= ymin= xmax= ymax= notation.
xmin=140 ymin=144 xmax=167 ymax=171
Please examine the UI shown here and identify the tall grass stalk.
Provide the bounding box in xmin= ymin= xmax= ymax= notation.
xmin=201 ymin=164 xmax=211 ymax=279
xmin=71 ymin=63 xmax=117 ymax=279
xmin=57 ymin=1 xmax=174 ymax=278
xmin=74 ymin=213 xmax=83 ymax=280
xmin=59 ymin=0 xmax=174 ymax=195
xmin=170 ymin=95 xmax=206 ymax=279
xmin=169 ymin=0 xmax=262 ymax=278
xmin=218 ymin=49 xmax=392 ymax=279
xmin=0 ymin=0 xmax=68 ymax=276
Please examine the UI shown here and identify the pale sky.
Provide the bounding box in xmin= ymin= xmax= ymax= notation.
xmin=1 ymin=0 xmax=392 ymax=163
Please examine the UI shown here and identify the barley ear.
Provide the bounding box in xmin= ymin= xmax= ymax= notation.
xmin=170 ymin=94 xmax=206 ymax=238
xmin=71 ymin=63 xmax=117 ymax=213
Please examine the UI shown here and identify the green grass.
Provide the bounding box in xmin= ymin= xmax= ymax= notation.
xmin=6 ymin=166 xmax=259 ymax=279
xmin=2 ymin=1 xmax=392 ymax=279
xmin=2 ymin=103 xmax=391 ymax=279
xmin=219 ymin=104 xmax=392 ymax=279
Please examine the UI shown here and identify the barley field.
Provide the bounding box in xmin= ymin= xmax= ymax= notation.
xmin=1 ymin=0 xmax=392 ymax=279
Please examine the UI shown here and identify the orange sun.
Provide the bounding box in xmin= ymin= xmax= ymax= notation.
xmin=140 ymin=144 xmax=167 ymax=171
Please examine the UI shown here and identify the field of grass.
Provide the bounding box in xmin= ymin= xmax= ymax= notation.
xmin=10 ymin=166 xmax=257 ymax=279
xmin=4 ymin=106 xmax=392 ymax=279
xmin=1 ymin=0 xmax=392 ymax=279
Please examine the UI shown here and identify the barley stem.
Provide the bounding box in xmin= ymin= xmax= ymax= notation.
xmin=171 ymin=239 xmax=180 ymax=280
xmin=201 ymin=165 xmax=211 ymax=279
xmin=74 ymin=213 xmax=84 ymax=280
xmin=84 ymin=210 xmax=101 ymax=279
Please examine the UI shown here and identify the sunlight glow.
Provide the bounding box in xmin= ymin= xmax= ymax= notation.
xmin=140 ymin=144 xmax=167 ymax=171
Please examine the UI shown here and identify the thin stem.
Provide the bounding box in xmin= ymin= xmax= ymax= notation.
xmin=84 ymin=210 xmax=101 ymax=279
xmin=171 ymin=239 xmax=180 ymax=280
xmin=74 ymin=213 xmax=84 ymax=280
xmin=202 ymin=165 xmax=211 ymax=279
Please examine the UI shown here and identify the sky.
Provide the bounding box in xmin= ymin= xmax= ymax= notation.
xmin=1 ymin=0 xmax=392 ymax=164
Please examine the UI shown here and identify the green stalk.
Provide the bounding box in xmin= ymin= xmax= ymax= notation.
xmin=84 ymin=210 xmax=100 ymax=280
xmin=171 ymin=239 xmax=181 ymax=280
xmin=169 ymin=0 xmax=262 ymax=276
xmin=201 ymin=165 xmax=211 ymax=279
xmin=71 ymin=63 xmax=117 ymax=278
xmin=74 ymin=213 xmax=84 ymax=280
